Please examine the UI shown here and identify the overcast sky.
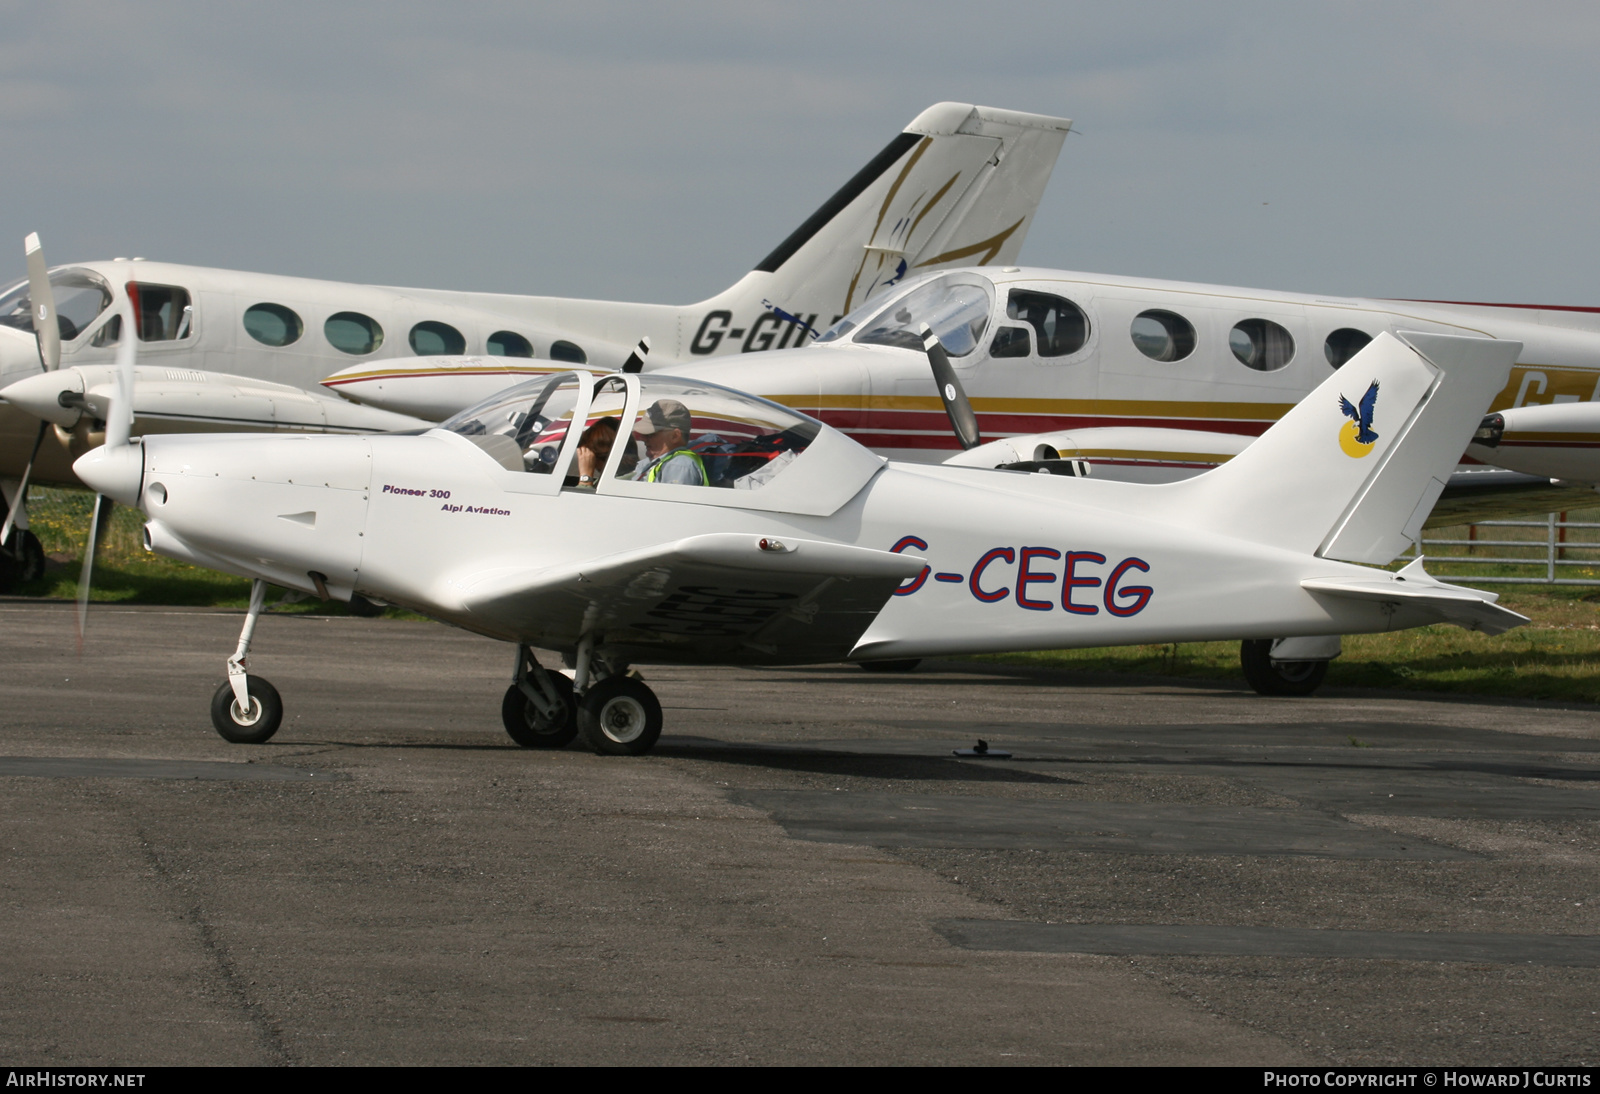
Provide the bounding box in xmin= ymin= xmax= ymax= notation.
xmin=2 ymin=1 xmax=1596 ymax=306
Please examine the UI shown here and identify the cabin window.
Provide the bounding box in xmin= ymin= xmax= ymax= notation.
xmin=0 ymin=268 xmax=112 ymax=341
xmin=325 ymin=311 xmax=384 ymax=355
xmin=488 ymin=330 xmax=534 ymax=357
xmin=1230 ymin=318 xmax=1295 ymax=371
xmin=90 ymin=315 xmax=121 ymax=346
xmin=243 ymin=303 xmax=303 ymax=347
xmin=550 ymin=340 xmax=587 ymax=364
xmin=409 ymin=320 xmax=466 ymax=356
xmin=1006 ymin=290 xmax=1088 ymax=357
xmin=1130 ymin=310 xmax=1196 ymax=362
xmin=130 ymin=284 xmax=193 ymax=341
xmin=990 ymin=326 xmax=1031 ymax=358
xmin=1324 ymin=328 xmax=1373 ymax=369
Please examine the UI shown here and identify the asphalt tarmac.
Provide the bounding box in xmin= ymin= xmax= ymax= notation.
xmin=1 ymin=601 xmax=1596 ymax=1066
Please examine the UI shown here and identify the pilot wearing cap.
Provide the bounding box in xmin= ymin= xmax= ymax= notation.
xmin=631 ymin=398 xmax=706 ymax=486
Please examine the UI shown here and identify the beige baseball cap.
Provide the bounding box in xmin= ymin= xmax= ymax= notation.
xmin=634 ymin=398 xmax=692 ymax=436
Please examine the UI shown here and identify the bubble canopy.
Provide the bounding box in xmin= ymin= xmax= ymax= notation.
xmin=433 ymin=370 xmax=879 ymax=515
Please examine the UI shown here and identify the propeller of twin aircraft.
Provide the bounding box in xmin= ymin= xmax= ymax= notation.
xmin=1 ymin=233 xmax=135 ymax=647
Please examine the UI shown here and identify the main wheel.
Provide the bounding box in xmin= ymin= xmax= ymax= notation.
xmin=347 ymin=594 xmax=384 ymax=618
xmin=858 ymin=659 xmax=921 ymax=673
xmin=501 ymin=674 xmax=578 ymax=748
xmin=14 ymin=531 xmax=44 ymax=583
xmin=578 ymin=676 xmax=663 ymax=756
xmin=210 ymin=677 xmax=284 ymax=743
xmin=1240 ymin=639 xmax=1328 ymax=697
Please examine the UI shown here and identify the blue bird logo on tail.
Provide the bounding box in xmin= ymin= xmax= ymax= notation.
xmin=1337 ymin=380 xmax=1380 ymax=457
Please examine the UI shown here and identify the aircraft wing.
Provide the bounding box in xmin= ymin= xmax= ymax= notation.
xmin=1468 ymin=401 xmax=1600 ymax=484
xmin=2 ymin=364 xmax=429 ymax=434
xmin=454 ymin=533 xmax=927 ymax=665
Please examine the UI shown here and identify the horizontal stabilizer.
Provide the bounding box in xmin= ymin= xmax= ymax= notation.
xmin=1302 ymin=559 xmax=1528 ymax=635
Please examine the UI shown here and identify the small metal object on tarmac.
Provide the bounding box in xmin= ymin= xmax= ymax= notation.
xmin=953 ymin=738 xmax=1010 ymax=758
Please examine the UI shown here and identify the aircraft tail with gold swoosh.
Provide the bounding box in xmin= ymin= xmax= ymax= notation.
xmin=683 ymin=102 xmax=1072 ymax=357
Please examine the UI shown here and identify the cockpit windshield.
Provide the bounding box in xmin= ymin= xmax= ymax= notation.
xmin=440 ymin=372 xmax=583 ymax=474
xmin=849 ymin=272 xmax=995 ymax=356
xmin=815 ymin=273 xmax=995 ymax=357
xmin=0 ymin=269 xmax=113 ymax=342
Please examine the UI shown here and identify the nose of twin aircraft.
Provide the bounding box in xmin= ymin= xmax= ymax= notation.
xmin=0 ymin=367 xmax=83 ymax=427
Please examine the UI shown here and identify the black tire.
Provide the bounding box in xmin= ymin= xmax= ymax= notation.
xmin=14 ymin=531 xmax=44 ymax=583
xmin=500 ymin=675 xmax=578 ymax=748
xmin=1240 ymin=639 xmax=1328 ymax=697
xmin=858 ymin=659 xmax=921 ymax=674
xmin=578 ymin=676 xmax=663 ymax=756
xmin=347 ymin=594 xmax=385 ymax=617
xmin=210 ymin=677 xmax=284 ymax=743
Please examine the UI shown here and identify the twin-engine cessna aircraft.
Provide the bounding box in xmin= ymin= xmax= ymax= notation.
xmin=330 ymin=268 xmax=1600 ymax=527
xmin=664 ymin=269 xmax=1600 ymax=526
xmin=0 ymin=101 xmax=1069 ymax=588
xmin=75 ymin=309 xmax=1526 ymax=754
xmin=0 ymin=101 xmax=1068 ymax=493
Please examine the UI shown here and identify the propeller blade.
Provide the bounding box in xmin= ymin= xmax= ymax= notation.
xmin=104 ymin=284 xmax=139 ymax=450
xmin=24 ymin=233 xmax=60 ymax=371
xmin=0 ymin=420 xmax=48 ymax=544
xmin=621 ymin=336 xmax=652 ymax=374
xmin=75 ymin=493 xmax=113 ymax=653
xmin=919 ymin=323 xmax=981 ymax=450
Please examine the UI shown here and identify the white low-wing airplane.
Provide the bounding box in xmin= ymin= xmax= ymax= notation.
xmin=75 ymin=314 xmax=1525 ymax=753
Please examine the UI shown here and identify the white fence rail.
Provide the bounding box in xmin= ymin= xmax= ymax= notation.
xmin=1418 ymin=514 xmax=1600 ymax=586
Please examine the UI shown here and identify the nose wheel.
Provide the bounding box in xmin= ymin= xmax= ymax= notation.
xmin=210 ymin=578 xmax=284 ymax=743
xmin=210 ymin=676 xmax=283 ymax=744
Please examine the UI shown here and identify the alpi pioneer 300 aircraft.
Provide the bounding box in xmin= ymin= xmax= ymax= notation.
xmin=75 ymin=305 xmax=1526 ymax=753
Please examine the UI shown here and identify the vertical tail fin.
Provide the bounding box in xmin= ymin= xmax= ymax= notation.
xmin=687 ymin=103 xmax=1071 ymax=356
xmin=1160 ymin=332 xmax=1520 ymax=563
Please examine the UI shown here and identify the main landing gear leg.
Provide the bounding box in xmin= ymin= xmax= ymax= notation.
xmin=501 ymin=645 xmax=578 ymax=748
xmin=570 ymin=634 xmax=662 ymax=757
xmin=210 ymin=579 xmax=283 ymax=743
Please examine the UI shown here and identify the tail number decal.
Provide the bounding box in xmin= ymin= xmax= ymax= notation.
xmin=896 ymin=537 xmax=1152 ymax=617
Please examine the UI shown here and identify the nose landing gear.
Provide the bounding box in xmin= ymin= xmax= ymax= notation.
xmin=211 ymin=579 xmax=283 ymax=743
